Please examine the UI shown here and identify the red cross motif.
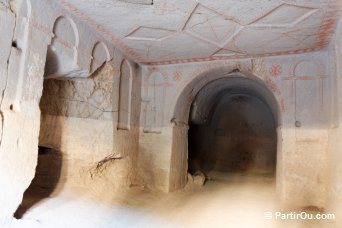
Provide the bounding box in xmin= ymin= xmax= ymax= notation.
xmin=269 ymin=64 xmax=282 ymax=77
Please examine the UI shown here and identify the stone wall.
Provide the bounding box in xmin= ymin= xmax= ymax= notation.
xmin=39 ymin=53 xmax=141 ymax=189
xmin=0 ymin=1 xmax=48 ymax=225
xmin=0 ymin=0 xmax=133 ymax=226
xmin=0 ymin=0 xmax=341 ymax=225
xmin=41 ymin=63 xmax=115 ymax=120
xmin=138 ymin=51 xmax=334 ymax=207
xmin=39 ymin=63 xmax=115 ymax=186
xmin=328 ymin=17 xmax=342 ymax=212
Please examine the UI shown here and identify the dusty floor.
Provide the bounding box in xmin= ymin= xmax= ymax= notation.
xmin=12 ymin=172 xmax=339 ymax=228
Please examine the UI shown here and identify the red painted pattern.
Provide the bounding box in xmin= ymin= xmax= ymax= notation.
xmin=265 ymin=77 xmax=281 ymax=95
xmin=269 ymin=64 xmax=282 ymax=77
xmin=316 ymin=0 xmax=341 ymax=48
xmin=143 ymin=47 xmax=320 ymax=65
xmin=31 ymin=19 xmax=54 ymax=37
xmin=58 ymin=0 xmax=340 ymax=66
xmin=58 ymin=0 xmax=144 ymax=63
xmin=173 ymin=71 xmax=182 ymax=81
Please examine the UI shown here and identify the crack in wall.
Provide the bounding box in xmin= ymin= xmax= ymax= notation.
xmin=0 ymin=3 xmax=17 ymax=146
xmin=56 ymin=97 xmax=118 ymax=113
xmin=0 ymin=111 xmax=4 ymax=146
xmin=88 ymin=153 xmax=123 ymax=180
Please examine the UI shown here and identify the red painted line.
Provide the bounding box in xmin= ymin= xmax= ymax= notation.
xmin=316 ymin=0 xmax=342 ymax=48
xmin=59 ymin=0 xmax=144 ymax=63
xmin=143 ymin=47 xmax=322 ymax=65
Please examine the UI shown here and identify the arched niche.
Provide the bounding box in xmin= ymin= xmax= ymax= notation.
xmin=117 ymin=59 xmax=133 ymax=130
xmin=90 ymin=41 xmax=111 ymax=73
xmin=143 ymin=71 xmax=166 ymax=133
xmin=169 ymin=69 xmax=282 ymax=192
xmin=294 ymin=60 xmax=321 ymax=77
xmin=292 ymin=60 xmax=325 ymax=132
xmin=44 ymin=16 xmax=80 ymax=79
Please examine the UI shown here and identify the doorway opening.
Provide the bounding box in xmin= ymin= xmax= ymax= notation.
xmin=14 ymin=146 xmax=62 ymax=219
xmin=188 ymin=93 xmax=277 ymax=176
xmin=174 ymin=74 xmax=280 ymax=185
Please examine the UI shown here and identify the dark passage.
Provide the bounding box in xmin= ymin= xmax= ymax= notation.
xmin=188 ymin=93 xmax=277 ymax=175
xmin=14 ymin=146 xmax=62 ymax=219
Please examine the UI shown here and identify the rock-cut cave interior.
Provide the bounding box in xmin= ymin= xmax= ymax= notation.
xmin=0 ymin=0 xmax=342 ymax=227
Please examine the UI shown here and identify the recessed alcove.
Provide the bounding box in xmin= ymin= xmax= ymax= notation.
xmin=188 ymin=93 xmax=277 ymax=176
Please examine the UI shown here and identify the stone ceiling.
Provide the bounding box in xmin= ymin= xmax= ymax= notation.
xmin=59 ymin=0 xmax=341 ymax=65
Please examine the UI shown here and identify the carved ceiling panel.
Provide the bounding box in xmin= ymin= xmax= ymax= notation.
xmin=59 ymin=0 xmax=341 ymax=65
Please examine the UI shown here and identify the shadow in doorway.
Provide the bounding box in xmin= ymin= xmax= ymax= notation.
xmin=14 ymin=146 xmax=62 ymax=219
xmin=188 ymin=94 xmax=277 ymax=176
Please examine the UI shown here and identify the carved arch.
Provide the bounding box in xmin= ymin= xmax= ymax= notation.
xmin=90 ymin=41 xmax=111 ymax=73
xmin=44 ymin=16 xmax=81 ymax=78
xmin=117 ymin=59 xmax=133 ymax=130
